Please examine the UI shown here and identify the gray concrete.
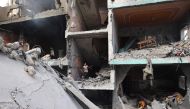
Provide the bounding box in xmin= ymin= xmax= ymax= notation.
xmin=108 ymin=9 xmax=119 ymax=61
xmin=0 ymin=53 xmax=82 ymax=109
xmin=66 ymin=28 xmax=108 ymax=38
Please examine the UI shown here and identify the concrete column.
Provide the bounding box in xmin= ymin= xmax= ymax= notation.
xmin=112 ymin=66 xmax=131 ymax=109
xmin=181 ymin=65 xmax=190 ymax=108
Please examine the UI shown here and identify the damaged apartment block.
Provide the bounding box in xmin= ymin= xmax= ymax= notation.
xmin=0 ymin=0 xmax=190 ymax=109
xmin=108 ymin=0 xmax=190 ymax=109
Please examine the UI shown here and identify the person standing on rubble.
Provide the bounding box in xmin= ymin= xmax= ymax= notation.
xmin=82 ymin=62 xmax=89 ymax=79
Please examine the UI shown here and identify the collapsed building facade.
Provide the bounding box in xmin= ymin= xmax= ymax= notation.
xmin=0 ymin=0 xmax=190 ymax=109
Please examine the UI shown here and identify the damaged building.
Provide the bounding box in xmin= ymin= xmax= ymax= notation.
xmin=0 ymin=0 xmax=190 ymax=109
xmin=108 ymin=0 xmax=190 ymax=109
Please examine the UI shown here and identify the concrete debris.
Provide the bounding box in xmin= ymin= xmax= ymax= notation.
xmin=115 ymin=45 xmax=173 ymax=59
xmin=81 ymin=67 xmax=111 ymax=87
xmin=165 ymin=92 xmax=185 ymax=105
xmin=115 ymin=39 xmax=190 ymax=59
xmin=9 ymin=50 xmax=21 ymax=60
xmin=97 ymin=67 xmax=111 ymax=78
xmin=0 ymin=53 xmax=83 ymax=109
xmin=24 ymin=66 xmax=36 ymax=77
xmin=151 ymin=99 xmax=165 ymax=109
xmin=0 ymin=39 xmax=100 ymax=109
xmin=170 ymin=40 xmax=190 ymax=57
xmin=25 ymin=47 xmax=41 ymax=66
xmin=132 ymin=92 xmax=184 ymax=109
xmin=81 ymin=77 xmax=110 ymax=87
xmin=42 ymin=56 xmax=68 ymax=68
xmin=0 ymin=39 xmax=42 ymax=78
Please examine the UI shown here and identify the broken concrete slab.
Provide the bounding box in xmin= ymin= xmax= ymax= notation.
xmin=66 ymin=28 xmax=108 ymax=38
xmin=0 ymin=53 xmax=82 ymax=109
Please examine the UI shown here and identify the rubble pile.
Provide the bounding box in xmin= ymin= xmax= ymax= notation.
xmin=115 ymin=39 xmax=190 ymax=59
xmin=171 ymin=40 xmax=190 ymax=57
xmin=81 ymin=67 xmax=111 ymax=87
xmin=0 ymin=53 xmax=84 ymax=109
xmin=0 ymin=38 xmax=42 ymax=77
xmin=42 ymin=55 xmax=68 ymax=68
xmin=123 ymin=92 xmax=185 ymax=109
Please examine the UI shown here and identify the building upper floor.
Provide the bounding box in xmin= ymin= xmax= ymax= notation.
xmin=0 ymin=0 xmax=67 ymax=25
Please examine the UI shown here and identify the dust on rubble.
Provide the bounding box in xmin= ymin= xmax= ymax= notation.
xmin=115 ymin=40 xmax=190 ymax=59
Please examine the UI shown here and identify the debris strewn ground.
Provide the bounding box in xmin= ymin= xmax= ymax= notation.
xmin=122 ymin=92 xmax=185 ymax=109
xmin=80 ymin=67 xmax=111 ymax=87
xmin=115 ymin=39 xmax=190 ymax=59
